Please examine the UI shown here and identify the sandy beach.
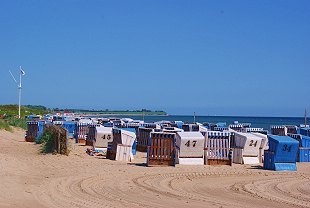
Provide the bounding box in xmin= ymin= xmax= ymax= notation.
xmin=1 ymin=128 xmax=310 ymax=208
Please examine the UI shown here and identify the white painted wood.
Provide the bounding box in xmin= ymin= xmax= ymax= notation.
xmin=232 ymin=148 xmax=243 ymax=164
xmin=115 ymin=144 xmax=132 ymax=161
xmin=176 ymin=132 xmax=204 ymax=157
xmin=251 ymin=132 xmax=268 ymax=163
xmin=234 ymin=132 xmax=263 ymax=156
xmin=163 ymin=127 xmax=184 ymax=133
xmin=204 ymin=131 xmax=231 ymax=165
xmin=232 ymin=132 xmax=263 ymax=164
xmin=120 ymin=129 xmax=136 ymax=147
xmin=243 ymin=157 xmax=260 ymax=164
xmin=93 ymin=127 xmax=113 ymax=148
xmin=178 ymin=158 xmax=204 ymax=165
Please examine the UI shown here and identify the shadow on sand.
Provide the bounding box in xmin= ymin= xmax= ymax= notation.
xmin=128 ymin=163 xmax=148 ymax=167
xmin=246 ymin=165 xmax=264 ymax=170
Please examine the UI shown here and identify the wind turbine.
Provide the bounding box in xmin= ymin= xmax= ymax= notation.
xmin=305 ymin=108 xmax=308 ymax=126
xmin=9 ymin=66 xmax=26 ymax=119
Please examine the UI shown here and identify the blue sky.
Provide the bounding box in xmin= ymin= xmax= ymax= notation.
xmin=0 ymin=0 xmax=309 ymax=116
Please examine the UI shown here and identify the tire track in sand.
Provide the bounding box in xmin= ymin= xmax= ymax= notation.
xmin=33 ymin=167 xmax=310 ymax=208
xmin=133 ymin=171 xmax=308 ymax=208
xmin=34 ymin=176 xmax=118 ymax=208
xmin=231 ymin=174 xmax=310 ymax=208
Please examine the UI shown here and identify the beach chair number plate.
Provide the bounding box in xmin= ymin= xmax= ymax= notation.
xmin=282 ymin=144 xmax=292 ymax=152
xmin=185 ymin=140 xmax=197 ymax=147
xmin=101 ymin=135 xmax=112 ymax=140
xmin=249 ymin=140 xmax=258 ymax=147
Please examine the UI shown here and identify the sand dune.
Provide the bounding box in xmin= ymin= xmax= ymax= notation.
xmin=1 ymin=128 xmax=310 ymax=208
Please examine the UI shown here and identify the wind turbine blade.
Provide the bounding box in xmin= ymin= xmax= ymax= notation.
xmin=9 ymin=70 xmax=18 ymax=83
xmin=20 ymin=66 xmax=26 ymax=75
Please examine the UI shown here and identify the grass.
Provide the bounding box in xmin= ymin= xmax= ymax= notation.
xmin=0 ymin=117 xmax=26 ymax=131
xmin=38 ymin=126 xmax=68 ymax=155
xmin=5 ymin=116 xmax=27 ymax=130
xmin=0 ymin=104 xmax=48 ymax=131
xmin=38 ymin=131 xmax=55 ymax=153
xmin=0 ymin=104 xmax=49 ymax=118
xmin=0 ymin=120 xmax=13 ymax=131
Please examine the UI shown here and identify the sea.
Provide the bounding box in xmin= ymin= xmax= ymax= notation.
xmin=107 ymin=115 xmax=308 ymax=130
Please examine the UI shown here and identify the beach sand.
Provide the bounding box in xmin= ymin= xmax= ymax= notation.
xmin=1 ymin=128 xmax=310 ymax=208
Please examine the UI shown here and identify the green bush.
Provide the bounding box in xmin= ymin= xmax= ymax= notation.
xmin=0 ymin=104 xmax=50 ymax=118
xmin=38 ymin=125 xmax=68 ymax=155
xmin=0 ymin=120 xmax=13 ymax=131
xmin=39 ymin=131 xmax=56 ymax=153
xmin=5 ymin=117 xmax=27 ymax=130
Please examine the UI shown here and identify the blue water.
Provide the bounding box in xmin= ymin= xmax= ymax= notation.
xmin=108 ymin=115 xmax=308 ymax=130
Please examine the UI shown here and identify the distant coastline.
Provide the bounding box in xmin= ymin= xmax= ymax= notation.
xmin=81 ymin=113 xmax=168 ymax=117
xmin=0 ymin=104 xmax=307 ymax=118
xmin=56 ymin=109 xmax=167 ymax=116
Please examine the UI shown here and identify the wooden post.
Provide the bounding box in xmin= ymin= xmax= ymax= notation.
xmin=58 ymin=132 xmax=60 ymax=154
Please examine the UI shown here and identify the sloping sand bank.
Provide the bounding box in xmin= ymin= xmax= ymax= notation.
xmin=1 ymin=128 xmax=310 ymax=208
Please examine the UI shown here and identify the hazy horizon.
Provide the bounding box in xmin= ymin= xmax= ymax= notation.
xmin=2 ymin=103 xmax=308 ymax=118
